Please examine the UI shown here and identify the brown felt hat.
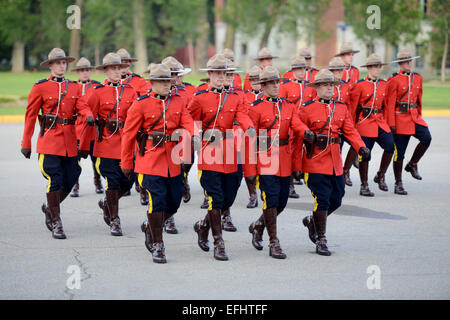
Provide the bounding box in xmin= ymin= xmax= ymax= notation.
xmin=291 ymin=56 xmax=307 ymax=69
xmin=40 ymin=48 xmax=75 ymax=67
xmin=360 ymin=53 xmax=388 ymax=68
xmin=391 ymin=48 xmax=420 ymax=64
xmin=199 ymin=54 xmax=229 ymax=71
xmin=162 ymin=56 xmax=184 ymax=74
xmin=222 ymin=48 xmax=235 ymax=61
xmin=306 ymin=69 xmax=341 ymax=87
xmin=149 ymin=64 xmax=173 ymax=81
xmin=299 ymin=47 xmax=312 ymax=59
xmin=328 ymin=57 xmax=346 ymax=70
xmin=257 ymin=66 xmax=286 ymax=84
xmin=254 ymin=47 xmax=279 ymax=60
xmin=116 ymin=48 xmax=138 ymax=63
xmin=248 ymin=65 xmax=261 ymax=79
xmin=335 ymin=42 xmax=360 ymax=57
xmin=96 ymin=53 xmax=129 ymax=70
xmin=71 ymin=57 xmax=95 ymax=72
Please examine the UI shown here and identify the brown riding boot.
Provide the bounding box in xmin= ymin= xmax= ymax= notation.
xmin=221 ymin=209 xmax=237 ymax=232
xmin=200 ymin=194 xmax=209 ymax=209
xmin=343 ymin=148 xmax=357 ymax=186
xmin=393 ymin=160 xmax=408 ymax=195
xmin=42 ymin=190 xmax=69 ymax=232
xmin=193 ymin=216 xmax=210 ymax=252
xmin=148 ymin=211 xmax=166 ymax=263
xmin=359 ymin=161 xmax=374 ymax=197
xmin=106 ymin=189 xmax=122 ymax=236
xmin=245 ymin=177 xmax=258 ymax=208
xmin=302 ymin=214 xmax=317 ymax=244
xmin=47 ymin=191 xmax=66 ymax=239
xmin=93 ymin=162 xmax=104 ymax=194
xmin=263 ymin=208 xmax=286 ymax=259
xmin=248 ymin=214 xmax=265 ymax=250
xmin=374 ymin=151 xmax=393 ymax=191
xmin=208 ymin=209 xmax=228 ymax=261
xmin=405 ymin=143 xmax=429 ymax=180
xmin=182 ymin=164 xmax=192 ymax=203
xmin=164 ymin=216 xmax=178 ymax=234
xmin=70 ymin=180 xmax=79 ymax=197
xmin=313 ymin=210 xmax=331 ymax=256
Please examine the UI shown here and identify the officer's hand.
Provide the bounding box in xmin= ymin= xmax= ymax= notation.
xmin=192 ymin=135 xmax=201 ymax=151
xmin=86 ymin=116 xmax=95 ymax=127
xmin=304 ymin=130 xmax=314 ymax=142
xmin=390 ymin=126 xmax=396 ymax=135
xmin=21 ymin=148 xmax=31 ymax=159
xmin=247 ymin=127 xmax=256 ymax=138
xmin=358 ymin=147 xmax=370 ymax=159
xmin=121 ymin=168 xmax=134 ymax=180
xmin=78 ymin=150 xmax=90 ymax=159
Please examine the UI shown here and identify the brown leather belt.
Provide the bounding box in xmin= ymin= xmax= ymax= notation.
xmin=54 ymin=117 xmax=76 ymax=125
xmin=396 ymin=102 xmax=417 ymax=113
xmin=147 ymin=133 xmax=180 ymax=142
xmin=361 ymin=106 xmax=383 ymax=115
xmin=202 ymin=130 xmax=234 ymax=141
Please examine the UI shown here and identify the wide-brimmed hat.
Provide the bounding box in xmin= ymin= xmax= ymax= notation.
xmin=306 ymin=69 xmax=341 ymax=87
xmin=258 ymin=66 xmax=286 ymax=84
xmin=299 ymin=47 xmax=312 ymax=59
xmin=96 ymin=53 xmax=129 ymax=70
xmin=116 ymin=48 xmax=138 ymax=63
xmin=199 ymin=54 xmax=229 ymax=71
xmin=291 ymin=56 xmax=307 ymax=69
xmin=248 ymin=65 xmax=261 ymax=80
xmin=161 ymin=56 xmax=184 ymax=74
xmin=149 ymin=64 xmax=173 ymax=81
xmin=391 ymin=49 xmax=421 ymax=64
xmin=178 ymin=67 xmax=192 ymax=76
xmin=225 ymin=59 xmax=243 ymax=74
xmin=143 ymin=63 xmax=156 ymax=74
xmin=328 ymin=57 xmax=346 ymax=70
xmin=40 ymin=48 xmax=75 ymax=67
xmin=222 ymin=48 xmax=235 ymax=61
xmin=254 ymin=47 xmax=279 ymax=60
xmin=335 ymin=42 xmax=360 ymax=56
xmin=360 ymin=53 xmax=388 ymax=68
xmin=71 ymin=57 xmax=95 ymax=72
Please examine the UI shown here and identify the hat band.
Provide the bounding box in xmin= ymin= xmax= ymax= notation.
xmin=260 ymin=75 xmax=281 ymax=82
xmin=150 ymin=75 xmax=172 ymax=79
xmin=292 ymin=64 xmax=306 ymax=68
xmin=398 ymin=56 xmax=412 ymax=60
xmin=50 ymin=55 xmax=67 ymax=59
xmin=104 ymin=61 xmax=123 ymax=66
xmin=207 ymin=65 xmax=227 ymax=69
xmin=76 ymin=65 xmax=91 ymax=69
xmin=329 ymin=65 xmax=345 ymax=69
xmin=315 ymin=78 xmax=335 ymax=83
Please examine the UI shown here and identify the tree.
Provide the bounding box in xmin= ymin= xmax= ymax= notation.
xmin=0 ymin=0 xmax=39 ymax=72
xmin=428 ymin=0 xmax=450 ymax=82
xmin=133 ymin=0 xmax=148 ymax=73
xmin=69 ymin=0 xmax=83 ymax=70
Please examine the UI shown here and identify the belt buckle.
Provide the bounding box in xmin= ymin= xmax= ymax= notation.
xmin=62 ymin=118 xmax=68 ymax=125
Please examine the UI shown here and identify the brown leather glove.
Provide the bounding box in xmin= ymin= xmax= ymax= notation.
xmin=21 ymin=148 xmax=31 ymax=159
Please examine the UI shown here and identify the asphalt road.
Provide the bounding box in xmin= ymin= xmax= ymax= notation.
xmin=1 ymin=118 xmax=449 ymax=300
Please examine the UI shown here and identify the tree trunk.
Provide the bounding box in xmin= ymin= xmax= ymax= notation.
xmin=224 ymin=23 xmax=235 ymax=50
xmin=12 ymin=41 xmax=25 ymax=73
xmin=187 ymin=36 xmax=195 ymax=70
xmin=133 ymin=0 xmax=148 ymax=74
xmin=196 ymin=4 xmax=209 ymax=69
xmin=384 ymin=41 xmax=395 ymax=78
xmin=69 ymin=0 xmax=83 ymax=70
xmin=259 ymin=23 xmax=272 ymax=49
xmin=441 ymin=20 xmax=448 ymax=83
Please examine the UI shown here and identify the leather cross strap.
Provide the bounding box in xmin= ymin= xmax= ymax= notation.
xmin=398 ymin=72 xmax=415 ymax=102
xmin=45 ymin=79 xmax=69 ymax=115
xmin=147 ymin=95 xmax=172 ymax=132
xmin=317 ymin=100 xmax=336 ymax=134
xmin=266 ymin=99 xmax=283 ymax=132
xmin=106 ymin=84 xmax=126 ymax=119
xmin=203 ymin=91 xmax=228 ymax=131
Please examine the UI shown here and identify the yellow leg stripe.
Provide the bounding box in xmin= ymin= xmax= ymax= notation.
xmin=38 ymin=154 xmax=52 ymax=193
xmin=304 ymin=172 xmax=309 ymax=187
xmin=138 ymin=174 xmax=153 ymax=214
xmin=359 ymin=155 xmax=363 ymax=163
xmin=256 ymin=175 xmax=260 ymax=190
xmin=138 ymin=173 xmax=144 ymax=188
xmin=197 ymin=170 xmax=202 ymax=182
xmin=78 ymin=160 xmax=82 ymax=168
xmin=208 ymin=195 xmax=213 ymax=211
xmin=262 ymin=191 xmax=267 ymax=210
xmin=312 ymin=192 xmax=318 ymax=212
xmin=95 ymin=157 xmax=102 ymax=176
xmin=394 ymin=144 xmax=398 ymax=162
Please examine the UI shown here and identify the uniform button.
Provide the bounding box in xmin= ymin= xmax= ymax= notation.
xmin=152 ymin=115 xmax=155 ymax=118
xmin=220 ymin=117 xmax=223 ymax=119
xmin=49 ymin=97 xmax=53 ymax=99
xmin=176 ymin=112 xmax=179 ymax=115
xmin=210 ymin=110 xmax=213 ymax=112
xmin=230 ymin=109 xmax=234 ymax=112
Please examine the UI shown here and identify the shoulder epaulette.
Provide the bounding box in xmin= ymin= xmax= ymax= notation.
xmin=250 ymin=99 xmax=263 ymax=106
xmin=281 ymin=80 xmax=291 ymax=85
xmin=184 ymin=82 xmax=193 ymax=86
xmin=35 ymin=79 xmax=48 ymax=85
xmin=334 ymin=99 xmax=344 ymax=104
xmin=132 ymin=73 xmax=142 ymax=78
xmin=301 ymin=100 xmax=314 ymax=107
xmin=356 ymin=79 xmax=364 ymax=83
xmin=244 ymin=90 xmax=250 ymax=93
xmin=91 ymin=80 xmax=101 ymax=85
xmin=279 ymin=97 xmax=289 ymax=102
xmin=413 ymin=72 xmax=421 ymax=76
xmin=94 ymin=84 xmax=105 ymax=89
xmin=194 ymin=89 xmax=208 ymax=96
xmin=391 ymin=72 xmax=399 ymax=77
xmin=311 ymin=67 xmax=319 ymax=71
xmin=137 ymin=94 xmax=149 ymax=101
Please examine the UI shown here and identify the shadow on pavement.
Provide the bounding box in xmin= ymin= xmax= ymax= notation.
xmin=286 ymin=202 xmax=407 ymax=220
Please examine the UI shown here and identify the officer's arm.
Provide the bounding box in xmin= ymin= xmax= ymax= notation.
xmin=187 ymin=95 xmax=202 ymax=122
xmin=235 ymin=99 xmax=254 ymax=132
xmin=242 ymin=106 xmax=260 ymax=178
xmin=349 ymin=83 xmax=361 ymax=122
xmin=121 ymin=101 xmax=144 ymax=170
xmin=75 ymin=86 xmax=94 ymax=120
xmin=385 ymin=78 xmax=397 ymax=128
xmin=78 ymin=92 xmax=99 ymax=151
xmin=21 ymin=84 xmax=43 ymax=151
xmin=417 ymin=76 xmax=423 ymax=116
xmin=341 ymin=106 xmax=366 ymax=154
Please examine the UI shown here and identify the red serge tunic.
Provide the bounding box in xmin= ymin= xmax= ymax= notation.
xmin=21 ymin=76 xmax=93 ymax=157
xmin=121 ymin=91 xmax=195 ymax=177
xmin=385 ymin=70 xmax=427 ymax=135
xmin=81 ymin=81 xmax=137 ymax=159
xmin=188 ymin=87 xmax=254 ymax=174
xmin=75 ymin=79 xmax=101 ymax=142
xmin=349 ymin=77 xmax=392 ymax=138
xmin=299 ymin=98 xmax=365 ymax=175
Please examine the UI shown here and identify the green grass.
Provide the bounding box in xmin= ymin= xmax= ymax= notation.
xmin=0 ymin=71 xmax=449 ymax=115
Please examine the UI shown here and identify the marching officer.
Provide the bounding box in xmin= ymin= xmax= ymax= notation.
xmin=349 ymin=54 xmax=395 ymax=196
xmin=243 ymin=47 xmax=279 ymax=91
xmin=386 ymin=49 xmax=432 ymax=195
xmin=70 ymin=57 xmax=104 ymax=197
xmin=79 ymin=53 xmax=137 ymax=236
xmin=222 ymin=48 xmax=243 ymax=89
xmin=117 ymin=48 xmax=148 ymax=96
xmin=243 ymin=65 xmax=264 ymax=209
xmin=189 ymin=54 xmax=255 ymax=261
xmin=21 ymin=48 xmax=94 ymax=239
xmin=283 ymin=47 xmax=319 ymax=82
xmin=246 ymin=66 xmax=312 ymax=259
xmin=279 ymin=56 xmax=317 ymax=198
xmin=335 ymin=42 xmax=360 ymax=89
xmin=121 ymin=64 xmax=196 ymax=264
xmin=299 ymin=69 xmax=369 ymax=256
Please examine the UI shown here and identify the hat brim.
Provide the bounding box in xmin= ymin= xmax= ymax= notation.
xmin=40 ymin=56 xmax=76 ymax=67
xmin=291 ymin=64 xmax=307 ymax=69
xmin=178 ymin=68 xmax=192 ymax=76
xmin=199 ymin=67 xmax=229 ymax=71
xmin=257 ymin=76 xmax=287 ymax=84
xmin=391 ymin=56 xmax=421 ymax=64
xmin=306 ymin=79 xmax=342 ymax=87
xmin=71 ymin=66 xmax=96 ymax=72
xmin=254 ymin=55 xmax=279 ymax=60
xmin=96 ymin=63 xmax=130 ymax=70
xmin=149 ymin=76 xmax=174 ymax=81
xmin=360 ymin=62 xmax=388 ymax=68
xmin=328 ymin=66 xmax=346 ymax=70
xmin=335 ymin=50 xmax=360 ymax=57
